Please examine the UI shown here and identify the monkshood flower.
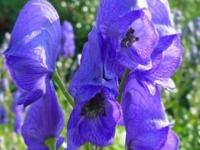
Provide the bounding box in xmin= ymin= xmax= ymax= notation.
xmin=96 ymin=0 xmax=179 ymax=70
xmin=12 ymin=91 xmax=24 ymax=133
xmin=67 ymin=92 xmax=121 ymax=149
xmin=122 ymin=75 xmax=179 ymax=150
xmin=3 ymin=0 xmax=61 ymax=106
xmin=22 ymin=82 xmax=64 ymax=150
xmin=60 ymin=21 xmax=75 ymax=57
xmin=0 ymin=102 xmax=7 ymax=124
xmin=67 ymin=27 xmax=122 ymax=149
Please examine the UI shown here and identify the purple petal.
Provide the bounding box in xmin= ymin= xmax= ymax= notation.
xmin=67 ymin=97 xmax=121 ymax=149
xmin=160 ymin=130 xmax=179 ymax=150
xmin=22 ymin=81 xmax=64 ymax=149
xmin=147 ymin=0 xmax=173 ymax=26
xmin=56 ymin=136 xmax=64 ymax=150
xmin=69 ymin=27 xmax=118 ymax=102
xmin=0 ymin=102 xmax=7 ymax=124
xmin=146 ymin=35 xmax=183 ymax=79
xmin=122 ymin=75 xmax=171 ymax=150
xmin=12 ymin=91 xmax=24 ymax=133
xmin=4 ymin=0 xmax=61 ymax=101
xmin=100 ymin=10 xmax=143 ymax=37
xmin=97 ymin=0 xmax=136 ymax=28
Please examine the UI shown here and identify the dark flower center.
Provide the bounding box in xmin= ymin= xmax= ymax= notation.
xmin=120 ymin=28 xmax=139 ymax=48
xmin=81 ymin=93 xmax=106 ymax=118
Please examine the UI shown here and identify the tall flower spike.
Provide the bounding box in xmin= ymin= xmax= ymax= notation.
xmin=22 ymin=82 xmax=64 ymax=150
xmin=60 ymin=21 xmax=75 ymax=57
xmin=122 ymin=75 xmax=179 ymax=150
xmin=67 ymin=92 xmax=121 ymax=149
xmin=3 ymin=0 xmax=61 ymax=106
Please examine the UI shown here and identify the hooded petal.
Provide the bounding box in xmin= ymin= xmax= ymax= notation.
xmin=22 ymin=82 xmax=64 ymax=149
xmin=4 ymin=0 xmax=61 ymax=100
xmin=69 ymin=27 xmax=118 ymax=102
xmin=144 ymin=34 xmax=183 ymax=80
xmin=160 ymin=130 xmax=179 ymax=150
xmin=67 ymin=96 xmax=121 ymax=149
xmin=122 ymin=75 xmax=177 ymax=150
xmin=146 ymin=0 xmax=173 ymax=26
xmin=96 ymin=0 xmax=136 ymax=29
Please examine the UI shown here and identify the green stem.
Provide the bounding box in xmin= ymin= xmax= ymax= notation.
xmin=117 ymin=69 xmax=130 ymax=102
xmin=84 ymin=143 xmax=94 ymax=150
xmin=53 ymin=70 xmax=74 ymax=107
xmin=45 ymin=138 xmax=56 ymax=150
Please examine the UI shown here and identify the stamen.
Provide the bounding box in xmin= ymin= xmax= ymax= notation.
xmin=81 ymin=93 xmax=106 ymax=118
xmin=121 ymin=28 xmax=139 ymax=48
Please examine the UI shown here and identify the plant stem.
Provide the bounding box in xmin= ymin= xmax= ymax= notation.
xmin=53 ymin=70 xmax=74 ymax=107
xmin=84 ymin=143 xmax=94 ymax=150
xmin=45 ymin=138 xmax=56 ymax=150
xmin=117 ymin=69 xmax=130 ymax=102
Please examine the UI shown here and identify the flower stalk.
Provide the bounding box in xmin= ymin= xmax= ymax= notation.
xmin=117 ymin=69 xmax=130 ymax=102
xmin=45 ymin=138 xmax=56 ymax=150
xmin=53 ymin=70 xmax=74 ymax=107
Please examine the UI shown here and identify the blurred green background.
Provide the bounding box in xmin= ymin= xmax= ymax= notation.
xmin=0 ymin=0 xmax=200 ymax=150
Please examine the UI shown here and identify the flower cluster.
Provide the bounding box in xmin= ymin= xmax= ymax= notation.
xmin=68 ymin=0 xmax=182 ymax=149
xmin=2 ymin=0 xmax=182 ymax=150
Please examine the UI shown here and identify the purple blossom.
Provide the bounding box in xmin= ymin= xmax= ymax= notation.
xmin=22 ymin=82 xmax=64 ymax=150
xmin=12 ymin=91 xmax=24 ymax=134
xmin=122 ymin=75 xmax=179 ymax=150
xmin=0 ymin=102 xmax=7 ymax=124
xmin=67 ymin=92 xmax=121 ymax=149
xmin=3 ymin=0 xmax=61 ymax=106
xmin=60 ymin=21 xmax=75 ymax=57
xmin=96 ymin=0 xmax=180 ymax=70
xmin=68 ymin=27 xmax=122 ymax=149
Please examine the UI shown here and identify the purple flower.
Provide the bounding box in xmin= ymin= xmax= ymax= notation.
xmin=0 ymin=102 xmax=7 ymax=124
xmin=96 ymin=0 xmax=158 ymax=69
xmin=69 ymin=27 xmax=119 ymax=103
xmin=3 ymin=0 xmax=61 ymax=106
xmin=68 ymin=27 xmax=122 ymax=149
xmin=96 ymin=0 xmax=180 ymax=70
xmin=60 ymin=21 xmax=75 ymax=57
xmin=122 ymin=75 xmax=179 ymax=150
xmin=67 ymin=92 xmax=121 ymax=149
xmin=22 ymin=82 xmax=64 ymax=150
xmin=12 ymin=91 xmax=24 ymax=133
